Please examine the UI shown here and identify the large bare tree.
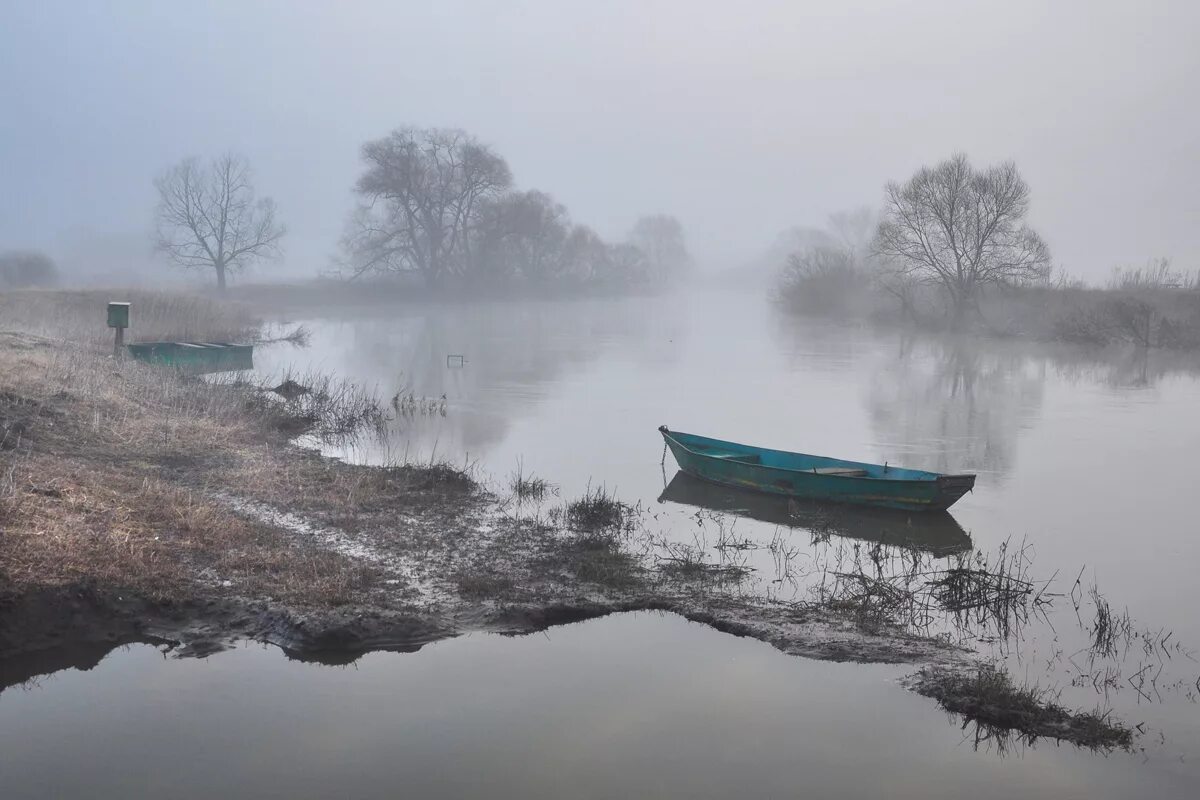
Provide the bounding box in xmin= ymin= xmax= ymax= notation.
xmin=154 ymin=154 xmax=285 ymax=292
xmin=874 ymin=153 xmax=1050 ymax=324
xmin=343 ymin=127 xmax=512 ymax=286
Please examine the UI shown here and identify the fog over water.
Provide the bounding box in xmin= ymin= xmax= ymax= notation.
xmin=3 ymin=0 xmax=1198 ymax=280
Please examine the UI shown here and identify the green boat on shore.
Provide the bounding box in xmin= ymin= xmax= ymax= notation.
xmin=659 ymin=426 xmax=976 ymax=512
xmin=126 ymin=341 xmax=254 ymax=373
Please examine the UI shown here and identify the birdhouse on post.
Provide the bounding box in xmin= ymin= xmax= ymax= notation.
xmin=107 ymin=301 xmax=130 ymax=357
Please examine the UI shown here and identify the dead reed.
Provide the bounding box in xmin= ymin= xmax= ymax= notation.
xmin=256 ymin=367 xmax=390 ymax=444
xmin=1088 ymin=584 xmax=1134 ymax=660
xmin=390 ymin=390 xmax=448 ymax=418
xmin=930 ymin=539 xmax=1056 ymax=639
xmin=509 ymin=460 xmax=554 ymax=502
xmin=812 ymin=538 xmax=1054 ymax=639
xmin=655 ymin=540 xmax=753 ymax=585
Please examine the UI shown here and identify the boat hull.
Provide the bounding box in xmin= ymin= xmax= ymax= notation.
xmin=126 ymin=342 xmax=254 ymax=373
xmin=660 ymin=427 xmax=974 ymax=512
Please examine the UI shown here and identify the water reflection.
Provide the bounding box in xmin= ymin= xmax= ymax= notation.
xmin=1051 ymin=346 xmax=1200 ymax=390
xmin=771 ymin=312 xmax=866 ymax=374
xmin=8 ymin=614 xmax=1194 ymax=799
xmin=255 ymin=298 xmax=682 ymax=462
xmin=249 ymin=292 xmax=1200 ymax=763
xmin=867 ymin=337 xmax=1047 ymax=478
xmin=658 ymin=471 xmax=972 ymax=555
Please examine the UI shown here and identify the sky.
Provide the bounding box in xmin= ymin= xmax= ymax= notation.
xmin=1 ymin=0 xmax=1198 ymax=282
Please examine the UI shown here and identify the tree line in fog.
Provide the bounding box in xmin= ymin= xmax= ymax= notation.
xmin=774 ymin=153 xmax=1200 ymax=349
xmin=341 ymin=127 xmax=691 ymax=290
xmin=141 ymin=126 xmax=691 ymax=295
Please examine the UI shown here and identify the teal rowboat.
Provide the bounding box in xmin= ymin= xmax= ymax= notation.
xmin=126 ymin=342 xmax=253 ymax=373
xmin=659 ymin=426 xmax=975 ymax=512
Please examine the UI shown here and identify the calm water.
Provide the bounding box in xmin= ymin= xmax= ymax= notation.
xmin=5 ymin=288 xmax=1200 ymax=795
xmin=1 ymin=613 xmax=1195 ymax=799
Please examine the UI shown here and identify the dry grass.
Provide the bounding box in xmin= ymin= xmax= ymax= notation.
xmin=222 ymin=444 xmax=475 ymax=537
xmin=0 ymin=333 xmax=263 ymax=455
xmin=0 ymin=330 xmax=392 ymax=455
xmin=0 ymin=331 xmax=446 ymax=608
xmin=0 ymin=288 xmax=260 ymax=348
xmin=0 ymin=451 xmax=376 ymax=605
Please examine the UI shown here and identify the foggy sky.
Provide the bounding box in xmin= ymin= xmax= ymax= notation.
xmin=2 ymin=0 xmax=1197 ymax=281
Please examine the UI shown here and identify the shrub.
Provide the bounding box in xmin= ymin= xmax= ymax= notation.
xmin=776 ymin=246 xmax=870 ymax=315
xmin=0 ymin=251 xmax=59 ymax=289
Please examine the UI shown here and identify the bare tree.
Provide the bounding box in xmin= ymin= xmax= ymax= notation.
xmin=874 ymin=153 xmax=1050 ymax=324
xmin=344 ymin=127 xmax=512 ymax=287
xmin=153 ymin=154 xmax=285 ymax=292
xmin=629 ymin=214 xmax=692 ymax=284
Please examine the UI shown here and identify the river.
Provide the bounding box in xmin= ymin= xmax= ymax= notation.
xmin=3 ymin=287 xmax=1199 ymax=797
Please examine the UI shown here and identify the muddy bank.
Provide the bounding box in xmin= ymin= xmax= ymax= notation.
xmin=0 ymin=330 xmax=1132 ymax=750
xmin=0 ymin=586 xmax=451 ymax=689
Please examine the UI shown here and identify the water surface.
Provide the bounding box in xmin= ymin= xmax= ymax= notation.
xmin=6 ymin=289 xmax=1200 ymax=795
xmin=254 ymin=288 xmax=1200 ymax=765
xmin=2 ymin=613 xmax=1194 ymax=799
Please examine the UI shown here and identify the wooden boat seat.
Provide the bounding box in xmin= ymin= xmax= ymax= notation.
xmin=811 ymin=467 xmax=868 ymax=477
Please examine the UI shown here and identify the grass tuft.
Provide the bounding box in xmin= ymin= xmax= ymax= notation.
xmin=566 ymin=484 xmax=627 ymax=530
xmin=510 ymin=461 xmax=554 ymax=502
xmin=914 ymin=665 xmax=1133 ymax=751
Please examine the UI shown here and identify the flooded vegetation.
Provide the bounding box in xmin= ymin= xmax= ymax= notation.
xmin=912 ymin=665 xmax=1134 ymax=752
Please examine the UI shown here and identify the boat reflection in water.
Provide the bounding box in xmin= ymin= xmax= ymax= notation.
xmin=658 ymin=471 xmax=972 ymax=555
